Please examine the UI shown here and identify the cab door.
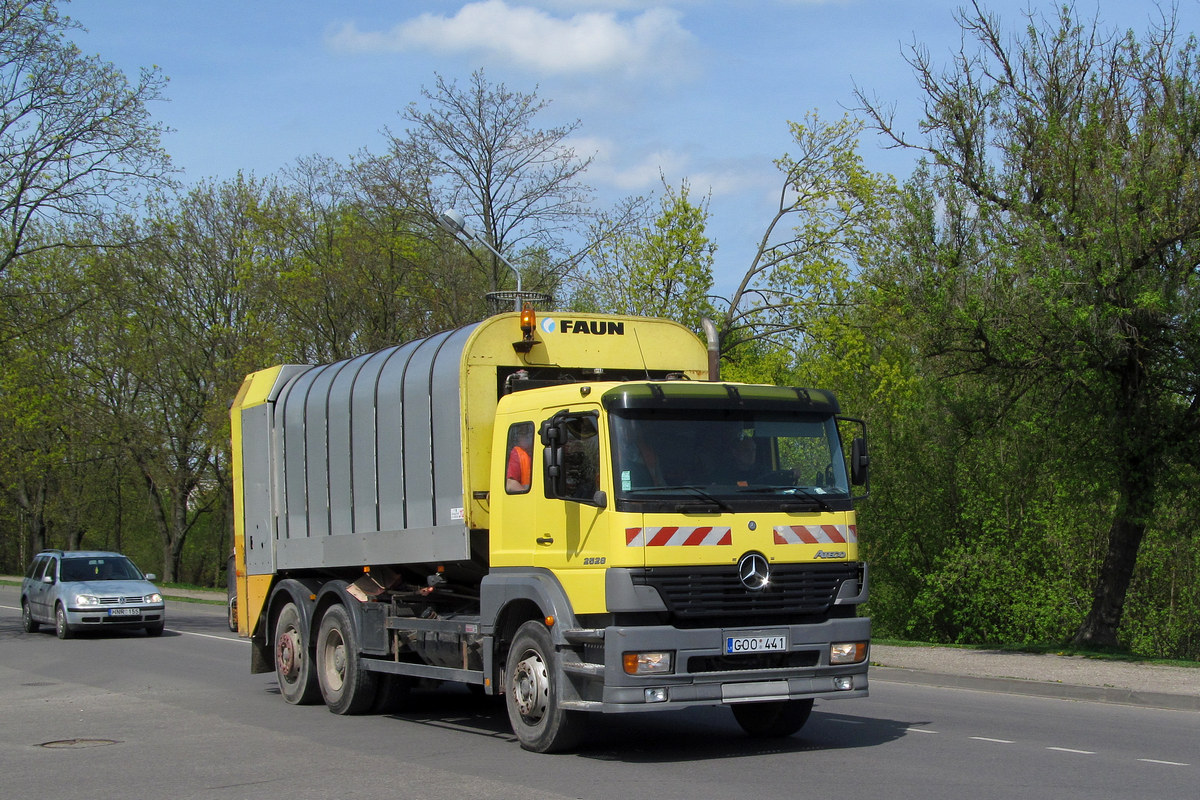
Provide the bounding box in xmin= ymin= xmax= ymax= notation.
xmin=534 ymin=407 xmax=610 ymax=615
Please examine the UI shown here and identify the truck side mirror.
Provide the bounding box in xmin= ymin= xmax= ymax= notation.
xmin=851 ymin=436 xmax=870 ymax=487
xmin=539 ymin=417 xmax=566 ymax=496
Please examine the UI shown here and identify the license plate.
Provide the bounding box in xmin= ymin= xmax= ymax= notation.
xmin=108 ymin=607 xmax=141 ymax=618
xmin=725 ymin=633 xmax=788 ymax=655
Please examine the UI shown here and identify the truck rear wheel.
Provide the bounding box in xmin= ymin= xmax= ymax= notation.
xmin=275 ymin=602 xmax=320 ymax=705
xmin=316 ymin=604 xmax=377 ymax=715
xmin=504 ymin=620 xmax=583 ymax=753
xmin=731 ymin=698 xmax=814 ymax=738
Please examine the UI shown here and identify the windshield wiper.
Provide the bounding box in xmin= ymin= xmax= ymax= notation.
xmin=627 ymin=484 xmax=734 ymax=513
xmin=739 ymin=486 xmax=834 ymax=511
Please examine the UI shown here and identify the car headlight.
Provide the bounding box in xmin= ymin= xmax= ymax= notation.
xmin=146 ymin=592 xmax=163 ymax=604
xmin=73 ymin=594 xmax=99 ymax=606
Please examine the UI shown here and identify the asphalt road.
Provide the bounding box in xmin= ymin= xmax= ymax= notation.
xmin=1 ymin=585 xmax=1196 ymax=800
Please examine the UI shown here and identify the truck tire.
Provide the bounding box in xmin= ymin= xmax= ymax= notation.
xmin=316 ymin=604 xmax=377 ymax=715
xmin=731 ymin=698 xmax=814 ymax=738
xmin=275 ymin=602 xmax=320 ymax=705
xmin=504 ymin=620 xmax=584 ymax=753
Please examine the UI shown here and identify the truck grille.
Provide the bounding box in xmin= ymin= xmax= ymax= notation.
xmin=632 ymin=563 xmax=857 ymax=626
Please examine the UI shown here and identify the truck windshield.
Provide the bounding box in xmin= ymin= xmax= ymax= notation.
xmin=610 ymin=410 xmax=851 ymax=513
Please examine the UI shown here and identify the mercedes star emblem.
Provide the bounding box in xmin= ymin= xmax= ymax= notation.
xmin=737 ymin=552 xmax=771 ymax=591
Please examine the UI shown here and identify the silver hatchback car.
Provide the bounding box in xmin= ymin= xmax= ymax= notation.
xmin=21 ymin=550 xmax=166 ymax=638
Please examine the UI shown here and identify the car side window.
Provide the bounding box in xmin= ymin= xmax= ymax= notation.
xmin=25 ymin=555 xmax=44 ymax=579
xmin=38 ymin=556 xmax=56 ymax=582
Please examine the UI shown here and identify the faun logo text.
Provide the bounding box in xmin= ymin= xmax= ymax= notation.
xmin=540 ymin=318 xmax=625 ymax=336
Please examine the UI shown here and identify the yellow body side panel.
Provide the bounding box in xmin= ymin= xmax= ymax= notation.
xmin=230 ymin=365 xmax=290 ymax=638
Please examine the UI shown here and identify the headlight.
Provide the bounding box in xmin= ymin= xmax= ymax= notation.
xmin=623 ymin=651 xmax=674 ymax=675
xmin=146 ymin=592 xmax=163 ymax=604
xmin=830 ymin=641 xmax=868 ymax=665
xmin=73 ymin=594 xmax=99 ymax=606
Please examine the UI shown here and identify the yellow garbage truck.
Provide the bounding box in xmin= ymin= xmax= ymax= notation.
xmin=229 ymin=310 xmax=871 ymax=752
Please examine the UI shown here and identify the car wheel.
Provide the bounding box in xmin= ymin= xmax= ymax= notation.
xmin=55 ymin=604 xmax=74 ymax=640
xmin=504 ymin=620 xmax=584 ymax=753
xmin=731 ymin=698 xmax=814 ymax=738
xmin=316 ymin=604 xmax=377 ymax=715
xmin=145 ymin=622 xmax=165 ymax=637
xmin=274 ymin=601 xmax=320 ymax=705
xmin=21 ymin=600 xmax=39 ymax=633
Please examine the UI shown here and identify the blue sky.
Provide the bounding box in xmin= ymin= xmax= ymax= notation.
xmin=67 ymin=0 xmax=1200 ymax=293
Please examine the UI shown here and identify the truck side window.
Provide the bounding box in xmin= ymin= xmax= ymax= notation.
xmin=505 ymin=422 xmax=534 ymax=494
xmin=562 ymin=415 xmax=600 ymax=501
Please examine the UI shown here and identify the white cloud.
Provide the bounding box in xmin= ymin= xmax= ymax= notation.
xmin=327 ymin=1 xmax=694 ymax=79
xmin=576 ymin=136 xmax=772 ymax=202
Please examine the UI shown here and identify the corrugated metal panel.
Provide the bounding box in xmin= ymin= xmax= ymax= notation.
xmin=268 ymin=325 xmax=479 ymax=570
xmin=328 ymin=353 xmax=372 ymax=537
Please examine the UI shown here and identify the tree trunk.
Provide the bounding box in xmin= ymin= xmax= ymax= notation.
xmin=1072 ymin=444 xmax=1155 ymax=649
xmin=1071 ymin=514 xmax=1147 ymax=648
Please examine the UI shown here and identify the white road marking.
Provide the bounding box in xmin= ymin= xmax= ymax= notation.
xmin=971 ymin=737 xmax=1015 ymax=744
xmin=1047 ymin=747 xmax=1095 ymax=755
xmin=177 ymin=630 xmax=247 ymax=643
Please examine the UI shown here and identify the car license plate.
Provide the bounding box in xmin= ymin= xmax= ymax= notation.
xmin=725 ymin=633 xmax=788 ymax=655
xmin=108 ymin=607 xmax=141 ymax=617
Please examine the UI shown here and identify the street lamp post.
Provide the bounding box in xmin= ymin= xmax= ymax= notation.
xmin=437 ymin=209 xmax=523 ymax=312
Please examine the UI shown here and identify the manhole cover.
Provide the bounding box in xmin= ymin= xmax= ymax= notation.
xmin=40 ymin=738 xmax=121 ymax=749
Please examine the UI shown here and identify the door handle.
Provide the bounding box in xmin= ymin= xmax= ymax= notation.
xmin=536 ymin=536 xmax=554 ymax=545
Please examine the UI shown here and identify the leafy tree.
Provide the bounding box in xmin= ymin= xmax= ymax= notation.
xmin=858 ymin=2 xmax=1200 ymax=648
xmin=0 ymin=0 xmax=171 ymax=280
xmin=0 ymin=237 xmax=149 ymax=567
xmin=715 ymin=112 xmax=894 ymax=361
xmin=68 ymin=179 xmax=285 ymax=581
xmin=574 ymin=178 xmax=715 ymax=331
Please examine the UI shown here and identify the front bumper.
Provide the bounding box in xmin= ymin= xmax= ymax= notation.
xmin=566 ymin=616 xmax=870 ymax=712
xmin=66 ymin=605 xmax=166 ymax=628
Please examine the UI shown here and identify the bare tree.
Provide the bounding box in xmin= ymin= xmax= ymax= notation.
xmin=374 ymin=69 xmax=597 ymax=298
xmin=0 ymin=0 xmax=172 ymax=276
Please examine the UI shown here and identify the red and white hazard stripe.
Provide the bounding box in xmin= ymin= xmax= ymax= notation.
xmin=773 ymin=524 xmax=857 ymax=545
xmin=626 ymin=527 xmax=733 ymax=547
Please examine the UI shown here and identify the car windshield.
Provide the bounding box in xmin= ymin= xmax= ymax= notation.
xmin=60 ymin=557 xmax=142 ymax=582
xmin=610 ymin=409 xmax=851 ymax=513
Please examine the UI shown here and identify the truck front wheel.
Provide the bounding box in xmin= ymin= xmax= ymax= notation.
xmin=731 ymin=698 xmax=814 ymax=738
xmin=275 ymin=602 xmax=320 ymax=705
xmin=316 ymin=604 xmax=377 ymax=715
xmin=504 ymin=620 xmax=583 ymax=753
